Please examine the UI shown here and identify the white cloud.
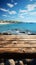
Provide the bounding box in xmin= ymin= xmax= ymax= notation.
xmin=7 ymin=2 xmax=18 ymax=8
xmin=0 ymin=8 xmax=17 ymax=15
xmin=19 ymin=15 xmax=24 ymax=18
xmin=19 ymin=3 xmax=36 ymax=15
xmin=14 ymin=2 xmax=17 ymax=5
xmin=19 ymin=13 xmax=24 ymax=18
xmin=30 ymin=0 xmax=33 ymax=1
xmin=2 ymin=15 xmax=7 ymax=17
xmin=0 ymin=8 xmax=8 ymax=12
xmin=27 ymin=4 xmax=36 ymax=11
xmin=29 ymin=12 xmax=36 ymax=15
xmin=8 ymin=11 xmax=17 ymax=14
xmin=7 ymin=3 xmax=14 ymax=8
xmin=18 ymin=3 xmax=36 ymax=20
xmin=19 ymin=9 xmax=27 ymax=13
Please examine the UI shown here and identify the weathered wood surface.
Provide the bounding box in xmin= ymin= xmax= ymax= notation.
xmin=0 ymin=35 xmax=36 ymax=53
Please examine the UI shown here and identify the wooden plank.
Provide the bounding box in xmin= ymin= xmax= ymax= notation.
xmin=0 ymin=48 xmax=36 ymax=53
xmin=0 ymin=42 xmax=36 ymax=48
xmin=0 ymin=35 xmax=36 ymax=40
xmin=1 ymin=43 xmax=36 ymax=48
xmin=0 ymin=35 xmax=36 ymax=53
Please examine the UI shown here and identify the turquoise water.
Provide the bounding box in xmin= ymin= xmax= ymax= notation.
xmin=0 ymin=22 xmax=36 ymax=33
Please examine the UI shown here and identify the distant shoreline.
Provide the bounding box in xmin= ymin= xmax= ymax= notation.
xmin=0 ymin=23 xmax=9 ymax=24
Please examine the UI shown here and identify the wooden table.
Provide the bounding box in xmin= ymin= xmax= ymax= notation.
xmin=0 ymin=35 xmax=36 ymax=54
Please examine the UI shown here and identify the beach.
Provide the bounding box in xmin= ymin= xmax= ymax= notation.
xmin=0 ymin=23 xmax=9 ymax=25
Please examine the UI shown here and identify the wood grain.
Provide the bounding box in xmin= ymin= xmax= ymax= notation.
xmin=0 ymin=35 xmax=36 ymax=53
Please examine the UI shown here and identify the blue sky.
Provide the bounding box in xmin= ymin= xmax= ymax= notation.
xmin=0 ymin=0 xmax=36 ymax=22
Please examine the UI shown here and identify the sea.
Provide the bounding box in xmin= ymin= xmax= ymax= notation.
xmin=0 ymin=22 xmax=36 ymax=34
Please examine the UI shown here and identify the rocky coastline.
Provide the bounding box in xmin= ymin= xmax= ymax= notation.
xmin=0 ymin=30 xmax=36 ymax=35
